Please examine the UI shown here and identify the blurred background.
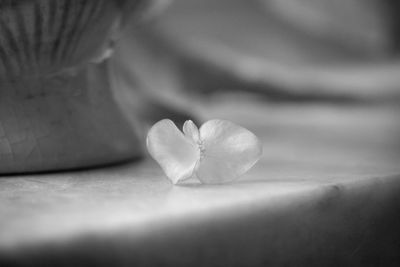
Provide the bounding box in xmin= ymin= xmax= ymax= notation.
xmin=112 ymin=0 xmax=400 ymax=178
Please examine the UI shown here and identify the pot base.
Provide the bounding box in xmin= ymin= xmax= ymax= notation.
xmin=0 ymin=61 xmax=141 ymax=174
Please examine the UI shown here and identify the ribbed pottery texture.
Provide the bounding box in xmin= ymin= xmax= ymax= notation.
xmin=0 ymin=0 xmax=153 ymax=174
xmin=0 ymin=0 xmax=124 ymax=79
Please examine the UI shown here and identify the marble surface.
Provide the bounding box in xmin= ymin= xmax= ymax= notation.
xmin=0 ymin=102 xmax=399 ymax=266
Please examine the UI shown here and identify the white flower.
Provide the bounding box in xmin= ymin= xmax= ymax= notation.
xmin=146 ymin=119 xmax=263 ymax=184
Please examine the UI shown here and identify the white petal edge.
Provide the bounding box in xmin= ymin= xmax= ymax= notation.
xmin=183 ymin=120 xmax=200 ymax=144
xmin=146 ymin=119 xmax=200 ymax=184
xmin=196 ymin=119 xmax=263 ymax=184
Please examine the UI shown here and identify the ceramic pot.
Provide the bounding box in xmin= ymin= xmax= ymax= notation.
xmin=0 ymin=0 xmax=161 ymax=174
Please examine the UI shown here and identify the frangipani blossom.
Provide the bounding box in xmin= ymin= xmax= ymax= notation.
xmin=146 ymin=119 xmax=263 ymax=184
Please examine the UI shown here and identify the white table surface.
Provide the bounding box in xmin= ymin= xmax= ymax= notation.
xmin=1 ymin=102 xmax=399 ymax=266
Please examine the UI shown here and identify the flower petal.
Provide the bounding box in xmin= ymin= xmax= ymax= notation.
xmin=183 ymin=120 xmax=200 ymax=144
xmin=147 ymin=119 xmax=200 ymax=184
xmin=197 ymin=119 xmax=262 ymax=184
